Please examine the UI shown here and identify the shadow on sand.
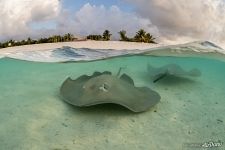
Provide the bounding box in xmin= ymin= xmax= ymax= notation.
xmin=63 ymin=102 xmax=145 ymax=117
xmin=152 ymin=75 xmax=196 ymax=85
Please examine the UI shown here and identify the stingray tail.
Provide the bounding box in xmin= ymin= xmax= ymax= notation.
xmin=116 ymin=67 xmax=126 ymax=77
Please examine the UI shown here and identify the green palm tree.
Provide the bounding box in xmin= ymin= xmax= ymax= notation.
xmin=134 ymin=29 xmax=156 ymax=43
xmin=27 ymin=37 xmax=32 ymax=44
xmin=118 ymin=30 xmax=130 ymax=41
xmin=63 ymin=34 xmax=68 ymax=42
xmin=63 ymin=33 xmax=74 ymax=41
xmin=102 ymin=30 xmax=112 ymax=41
xmin=145 ymin=33 xmax=156 ymax=43
xmin=134 ymin=29 xmax=147 ymax=42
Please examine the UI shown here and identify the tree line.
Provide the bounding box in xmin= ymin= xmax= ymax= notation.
xmin=118 ymin=29 xmax=156 ymax=43
xmin=0 ymin=29 xmax=156 ymax=49
xmin=0 ymin=33 xmax=75 ymax=49
xmin=87 ymin=29 xmax=156 ymax=43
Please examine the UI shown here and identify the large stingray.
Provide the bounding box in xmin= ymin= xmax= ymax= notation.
xmin=147 ymin=64 xmax=201 ymax=83
xmin=60 ymin=71 xmax=160 ymax=112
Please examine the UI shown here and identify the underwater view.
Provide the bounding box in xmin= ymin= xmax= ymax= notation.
xmin=0 ymin=50 xmax=224 ymax=150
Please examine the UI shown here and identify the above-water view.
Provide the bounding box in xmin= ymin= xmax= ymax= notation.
xmin=0 ymin=47 xmax=225 ymax=149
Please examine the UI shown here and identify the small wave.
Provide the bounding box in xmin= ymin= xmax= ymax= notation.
xmin=144 ymin=41 xmax=225 ymax=59
xmin=5 ymin=46 xmax=145 ymax=62
xmin=0 ymin=55 xmax=4 ymax=59
xmin=52 ymin=47 xmax=85 ymax=58
xmin=200 ymin=41 xmax=223 ymax=50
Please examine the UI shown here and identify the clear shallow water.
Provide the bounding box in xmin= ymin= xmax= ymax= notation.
xmin=0 ymin=55 xmax=225 ymax=150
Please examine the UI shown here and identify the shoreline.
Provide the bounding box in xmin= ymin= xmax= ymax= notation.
xmin=0 ymin=41 xmax=163 ymax=54
xmin=0 ymin=40 xmax=225 ymax=62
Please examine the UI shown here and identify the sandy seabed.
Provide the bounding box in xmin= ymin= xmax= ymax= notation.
xmin=0 ymin=41 xmax=224 ymax=150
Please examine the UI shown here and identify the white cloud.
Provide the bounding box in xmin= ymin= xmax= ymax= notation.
xmin=125 ymin=0 xmax=225 ymax=46
xmin=1 ymin=0 xmax=224 ymax=48
xmin=0 ymin=2 xmax=159 ymax=41
xmin=0 ymin=0 xmax=61 ymax=41
xmin=56 ymin=3 xmax=159 ymax=39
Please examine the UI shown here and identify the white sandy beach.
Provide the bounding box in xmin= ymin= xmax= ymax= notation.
xmin=0 ymin=41 xmax=162 ymax=55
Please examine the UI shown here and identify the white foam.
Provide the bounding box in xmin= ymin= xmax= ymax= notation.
xmin=6 ymin=46 xmax=145 ymax=62
xmin=147 ymin=41 xmax=225 ymax=55
xmin=0 ymin=55 xmax=4 ymax=59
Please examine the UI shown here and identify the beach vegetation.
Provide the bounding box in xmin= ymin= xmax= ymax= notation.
xmin=102 ymin=30 xmax=112 ymax=41
xmin=87 ymin=30 xmax=112 ymax=41
xmin=0 ymin=29 xmax=157 ymax=49
xmin=0 ymin=33 xmax=77 ymax=49
xmin=87 ymin=35 xmax=103 ymax=40
xmin=119 ymin=29 xmax=156 ymax=43
xmin=134 ymin=29 xmax=156 ymax=43
xmin=118 ymin=30 xmax=131 ymax=42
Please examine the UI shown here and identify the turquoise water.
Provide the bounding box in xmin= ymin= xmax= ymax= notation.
xmin=0 ymin=55 xmax=225 ymax=150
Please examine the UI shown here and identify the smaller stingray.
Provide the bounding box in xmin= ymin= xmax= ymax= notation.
xmin=60 ymin=71 xmax=160 ymax=112
xmin=147 ymin=64 xmax=201 ymax=83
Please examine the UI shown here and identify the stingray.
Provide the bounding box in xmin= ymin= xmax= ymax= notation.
xmin=147 ymin=64 xmax=201 ymax=83
xmin=60 ymin=70 xmax=160 ymax=112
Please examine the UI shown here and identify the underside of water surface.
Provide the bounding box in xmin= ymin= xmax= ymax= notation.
xmin=0 ymin=52 xmax=225 ymax=149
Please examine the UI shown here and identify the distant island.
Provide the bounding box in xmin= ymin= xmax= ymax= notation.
xmin=0 ymin=29 xmax=156 ymax=49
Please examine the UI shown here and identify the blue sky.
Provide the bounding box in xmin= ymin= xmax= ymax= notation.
xmin=62 ymin=0 xmax=134 ymax=12
xmin=31 ymin=0 xmax=134 ymax=30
